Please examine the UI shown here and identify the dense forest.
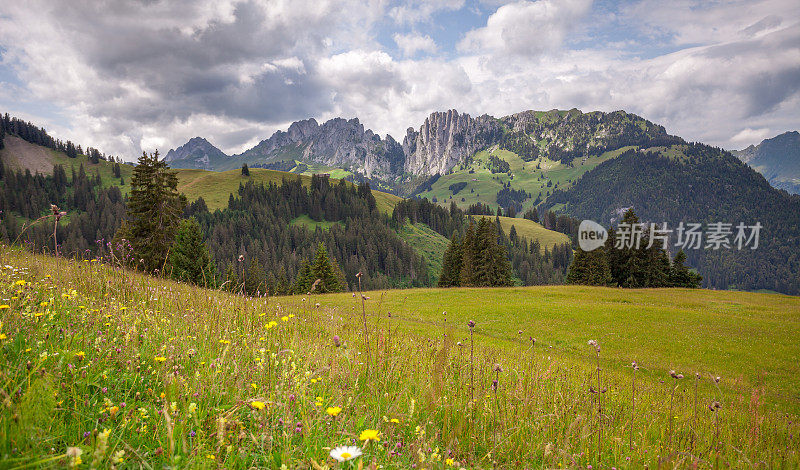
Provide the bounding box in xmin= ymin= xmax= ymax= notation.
xmin=545 ymin=145 xmax=800 ymax=294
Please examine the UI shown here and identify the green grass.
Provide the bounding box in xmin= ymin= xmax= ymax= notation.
xmin=1 ymin=247 xmax=799 ymax=468
xmin=1 ymin=135 xmax=134 ymax=195
xmin=290 ymin=215 xmax=343 ymax=231
xmin=176 ymin=168 xmax=401 ymax=215
xmin=476 ymin=216 xmax=570 ymax=250
xmin=397 ymin=223 xmax=451 ymax=280
xmin=315 ymin=285 xmax=800 ymax=413
xmin=418 ymin=146 xmax=629 ymax=214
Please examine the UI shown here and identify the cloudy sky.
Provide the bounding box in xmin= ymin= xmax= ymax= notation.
xmin=1 ymin=0 xmax=798 ymax=160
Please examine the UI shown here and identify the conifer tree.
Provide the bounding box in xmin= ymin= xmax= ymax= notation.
xmin=169 ymin=217 xmax=216 ymax=287
xmin=459 ymin=220 xmax=477 ymax=286
xmin=241 ymin=163 xmax=250 ymax=176
xmin=438 ymin=235 xmax=463 ymax=287
xmin=115 ymin=150 xmax=185 ymax=273
xmin=566 ymin=246 xmax=613 ymax=286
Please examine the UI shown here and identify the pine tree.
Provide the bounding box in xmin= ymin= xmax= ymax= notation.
xmin=459 ymin=220 xmax=477 ymax=286
xmin=566 ymin=246 xmax=613 ymax=286
xmin=241 ymin=163 xmax=250 ymax=176
xmin=169 ymin=217 xmax=216 ymax=287
xmin=292 ymin=260 xmax=314 ymax=294
xmin=438 ymin=235 xmax=463 ymax=287
xmin=669 ymin=250 xmax=702 ymax=287
xmin=310 ymin=243 xmax=343 ymax=293
xmin=115 ymin=150 xmax=185 ymax=273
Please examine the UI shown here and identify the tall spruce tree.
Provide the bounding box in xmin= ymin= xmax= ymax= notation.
xmin=438 ymin=235 xmax=463 ymax=287
xmin=669 ymin=250 xmax=702 ymax=287
xmin=169 ymin=217 xmax=216 ymax=287
xmin=293 ymin=243 xmax=343 ymax=294
xmin=459 ymin=220 xmax=477 ymax=286
xmin=116 ymin=150 xmax=185 ymax=273
xmin=566 ymin=246 xmax=613 ymax=286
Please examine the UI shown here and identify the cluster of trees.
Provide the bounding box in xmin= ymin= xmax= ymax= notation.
xmin=500 ymin=130 xmax=539 ymax=162
xmin=192 ymin=176 xmax=426 ymax=294
xmin=547 ymin=144 xmax=800 ymax=294
xmin=487 ymin=154 xmax=511 ymax=174
xmin=566 ymin=210 xmax=702 ymax=288
xmin=394 ymin=199 xmax=573 ymax=286
xmin=439 ymin=218 xmax=512 ymax=287
xmin=496 ymin=184 xmax=529 ymax=212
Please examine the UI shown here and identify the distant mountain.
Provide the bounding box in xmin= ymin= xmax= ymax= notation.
xmin=165 ymin=137 xmax=228 ymax=170
xmin=543 ymin=144 xmax=800 ymax=294
xmin=167 ymin=108 xmax=679 ymax=194
xmin=228 ymin=117 xmax=405 ymax=181
xmin=732 ymin=131 xmax=800 ymax=194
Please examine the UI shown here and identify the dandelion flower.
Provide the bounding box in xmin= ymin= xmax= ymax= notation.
xmin=154 ymin=356 xmax=167 ymax=362
xmin=326 ymin=406 xmax=341 ymax=417
xmin=0 ymin=305 xmax=9 ymax=310
xmin=330 ymin=445 xmax=362 ymax=462
xmin=359 ymin=429 xmax=381 ymax=442
xmin=250 ymin=400 xmax=266 ymax=410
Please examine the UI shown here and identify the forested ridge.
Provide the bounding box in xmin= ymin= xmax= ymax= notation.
xmin=545 ymin=145 xmax=800 ymax=294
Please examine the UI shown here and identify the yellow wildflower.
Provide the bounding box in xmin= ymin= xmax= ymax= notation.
xmin=154 ymin=356 xmax=167 ymax=362
xmin=250 ymin=401 xmax=266 ymax=410
xmin=326 ymin=406 xmax=342 ymax=417
xmin=359 ymin=429 xmax=380 ymax=442
xmin=0 ymin=305 xmax=9 ymax=310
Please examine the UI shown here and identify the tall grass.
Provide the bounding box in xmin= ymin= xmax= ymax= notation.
xmin=0 ymin=245 xmax=797 ymax=468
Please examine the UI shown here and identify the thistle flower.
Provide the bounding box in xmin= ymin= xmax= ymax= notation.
xmin=332 ymin=335 xmax=341 ymax=347
xmin=330 ymin=445 xmax=362 ymax=462
xmin=467 ymin=320 xmax=475 ymax=329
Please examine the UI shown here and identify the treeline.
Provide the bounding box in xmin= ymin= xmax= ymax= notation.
xmin=0 ymin=164 xmax=125 ymax=257
xmin=393 ymin=198 xmax=573 ymax=285
xmin=567 ymin=209 xmax=701 ymax=288
xmin=546 ymin=145 xmax=800 ymax=294
xmin=192 ymin=176 xmax=428 ymax=293
xmin=0 ymin=112 xmax=123 ymax=164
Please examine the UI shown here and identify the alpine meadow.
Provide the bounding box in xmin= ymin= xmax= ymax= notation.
xmin=1 ymin=1 xmax=800 ymax=469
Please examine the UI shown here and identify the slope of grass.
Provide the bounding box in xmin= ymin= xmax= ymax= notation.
xmin=1 ymin=247 xmax=798 ymax=468
xmin=315 ymin=285 xmax=800 ymax=413
xmin=397 ymin=223 xmax=450 ymax=280
xmin=176 ymin=168 xmax=401 ymax=214
xmin=1 ymin=135 xmax=133 ymax=195
xmin=476 ymin=215 xmax=570 ymax=250
xmin=289 ymin=215 xmax=343 ymax=231
xmin=418 ymin=146 xmax=633 ymax=213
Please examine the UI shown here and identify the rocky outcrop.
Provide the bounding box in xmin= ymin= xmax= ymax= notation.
xmin=235 ymin=117 xmax=402 ymax=180
xmin=402 ymin=110 xmax=501 ymax=176
xmin=165 ymin=137 xmax=228 ymax=170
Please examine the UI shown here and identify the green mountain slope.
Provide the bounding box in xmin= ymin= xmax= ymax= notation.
xmin=733 ymin=131 xmax=800 ymax=194
xmin=544 ymin=144 xmax=800 ymax=294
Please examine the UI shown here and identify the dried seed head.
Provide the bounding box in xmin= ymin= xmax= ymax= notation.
xmin=714 ymin=376 xmax=721 ymax=384
xmin=669 ymin=370 xmax=682 ymax=379
xmin=238 ymin=255 xmax=244 ymax=262
xmin=493 ymin=364 xmax=503 ymax=373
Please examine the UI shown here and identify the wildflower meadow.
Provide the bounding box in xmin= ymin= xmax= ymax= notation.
xmin=0 ymin=245 xmax=798 ymax=468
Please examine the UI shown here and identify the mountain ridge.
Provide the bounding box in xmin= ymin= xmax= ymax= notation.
xmin=732 ymin=131 xmax=800 ymax=194
xmin=165 ymin=108 xmax=681 ymax=192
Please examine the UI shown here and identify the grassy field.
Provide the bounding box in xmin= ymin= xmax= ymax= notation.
xmin=1 ymin=247 xmax=798 ymax=468
xmin=417 ymin=146 xmax=630 ymax=213
xmin=1 ymin=135 xmax=134 ymax=195
xmin=476 ymin=216 xmax=570 ymax=250
xmin=290 ymin=215 xmax=344 ymax=232
xmin=397 ymin=223 xmax=451 ymax=280
xmin=175 ymin=168 xmax=401 ymax=215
